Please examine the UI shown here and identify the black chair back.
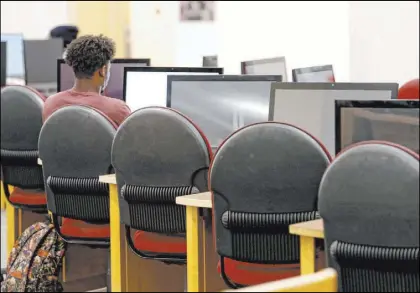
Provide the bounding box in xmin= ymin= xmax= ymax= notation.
xmin=319 ymin=141 xmax=419 ymax=292
xmin=0 ymin=85 xmax=46 ymax=211
xmin=111 ymin=107 xmax=211 ymax=262
xmin=39 ymin=105 xmax=117 ymax=245
xmin=210 ymin=122 xmax=331 ymax=287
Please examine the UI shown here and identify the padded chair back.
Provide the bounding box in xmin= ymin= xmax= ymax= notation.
xmin=210 ymin=122 xmax=331 ymax=265
xmin=398 ymin=78 xmax=419 ymax=100
xmin=319 ymin=141 xmax=419 ymax=292
xmin=0 ymin=86 xmax=46 ymax=208
xmin=111 ymin=107 xmax=211 ymax=252
xmin=39 ymin=106 xmax=116 ymax=242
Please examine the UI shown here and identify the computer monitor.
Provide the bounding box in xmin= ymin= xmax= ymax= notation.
xmin=335 ymin=100 xmax=419 ymax=154
xmin=292 ymin=65 xmax=335 ymax=83
xmin=57 ymin=58 xmax=151 ymax=100
xmin=241 ymin=57 xmax=288 ymax=81
xmin=123 ymin=66 xmax=223 ymax=111
xmin=24 ymin=39 xmax=64 ymax=85
xmin=203 ymin=55 xmax=218 ymax=67
xmin=1 ymin=42 xmax=6 ymax=87
xmin=167 ymin=75 xmax=282 ymax=149
xmin=1 ymin=34 xmax=25 ymax=80
xmin=269 ymin=82 xmax=399 ymax=155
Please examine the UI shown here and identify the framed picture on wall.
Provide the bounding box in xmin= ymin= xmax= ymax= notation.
xmin=180 ymin=1 xmax=215 ymax=21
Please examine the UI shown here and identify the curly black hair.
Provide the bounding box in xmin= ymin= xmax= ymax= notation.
xmin=64 ymin=34 xmax=116 ymax=79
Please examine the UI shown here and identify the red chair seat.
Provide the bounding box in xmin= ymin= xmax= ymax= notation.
xmin=218 ymin=258 xmax=301 ymax=286
xmin=9 ymin=187 xmax=47 ymax=206
xmin=133 ymin=231 xmax=186 ymax=254
xmin=61 ymin=218 xmax=110 ymax=239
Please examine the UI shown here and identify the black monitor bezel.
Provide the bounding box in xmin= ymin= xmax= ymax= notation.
xmin=122 ymin=66 xmax=224 ymax=103
xmin=268 ymin=82 xmax=400 ymax=122
xmin=292 ymin=64 xmax=334 ymax=82
xmin=56 ymin=58 xmax=151 ymax=93
xmin=241 ymin=56 xmax=287 ymax=78
xmin=166 ymin=74 xmax=282 ymax=108
xmin=335 ymin=99 xmax=419 ymax=154
xmin=1 ymin=33 xmax=26 ymax=81
xmin=1 ymin=41 xmax=6 ymax=87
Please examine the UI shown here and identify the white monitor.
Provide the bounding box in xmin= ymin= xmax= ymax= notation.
xmin=292 ymin=65 xmax=335 ymax=83
xmin=167 ymin=75 xmax=282 ymax=148
xmin=124 ymin=67 xmax=223 ymax=111
xmin=1 ymin=34 xmax=25 ymax=80
xmin=269 ymin=83 xmax=399 ymax=155
xmin=241 ymin=57 xmax=288 ymax=81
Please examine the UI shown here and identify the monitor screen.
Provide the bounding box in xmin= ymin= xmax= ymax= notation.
xmin=292 ymin=65 xmax=335 ymax=83
xmin=1 ymin=42 xmax=6 ymax=87
xmin=1 ymin=34 xmax=25 ymax=79
xmin=336 ymin=100 xmax=419 ymax=154
xmin=203 ymin=55 xmax=218 ymax=67
xmin=24 ymin=39 xmax=63 ymax=84
xmin=241 ymin=57 xmax=288 ymax=81
xmin=124 ymin=67 xmax=223 ymax=111
xmin=269 ymin=83 xmax=399 ymax=155
xmin=58 ymin=58 xmax=150 ymax=100
xmin=168 ymin=75 xmax=282 ymax=148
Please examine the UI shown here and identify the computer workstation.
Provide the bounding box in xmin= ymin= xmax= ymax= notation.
xmin=241 ymin=56 xmax=288 ymax=81
xmin=1 ymin=33 xmax=26 ymax=85
xmin=123 ymin=66 xmax=223 ymax=111
xmin=335 ymin=100 xmax=419 ymax=154
xmin=58 ymin=58 xmax=151 ymax=100
xmin=268 ymin=82 xmax=399 ymax=155
xmin=24 ymin=38 xmax=64 ymax=95
xmin=292 ymin=65 xmax=335 ymax=82
xmin=202 ymin=55 xmax=218 ymax=67
xmin=167 ymin=75 xmax=283 ymax=151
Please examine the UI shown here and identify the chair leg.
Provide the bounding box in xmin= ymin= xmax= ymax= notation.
xmin=107 ymin=249 xmax=111 ymax=292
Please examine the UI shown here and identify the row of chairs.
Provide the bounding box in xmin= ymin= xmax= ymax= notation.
xmin=1 ymin=85 xmax=419 ymax=291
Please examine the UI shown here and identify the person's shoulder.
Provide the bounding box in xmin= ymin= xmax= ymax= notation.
xmin=103 ymin=95 xmax=131 ymax=110
xmin=47 ymin=90 xmax=74 ymax=101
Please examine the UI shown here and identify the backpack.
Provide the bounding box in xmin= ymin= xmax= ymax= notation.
xmin=0 ymin=221 xmax=67 ymax=292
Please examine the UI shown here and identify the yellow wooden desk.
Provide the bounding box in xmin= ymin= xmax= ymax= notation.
xmin=289 ymin=219 xmax=324 ymax=275
xmin=224 ymin=268 xmax=337 ymax=292
xmin=176 ymin=192 xmax=212 ymax=292
xmin=100 ymin=174 xmax=191 ymax=292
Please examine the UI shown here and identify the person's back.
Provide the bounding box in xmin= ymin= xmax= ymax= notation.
xmin=43 ymin=34 xmax=130 ymax=125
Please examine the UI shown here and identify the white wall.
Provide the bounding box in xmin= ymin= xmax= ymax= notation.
xmin=1 ymin=1 xmax=69 ymax=39
xmin=130 ymin=1 xmax=419 ymax=84
xmin=349 ymin=1 xmax=419 ymax=84
xmin=217 ymin=1 xmax=350 ymax=79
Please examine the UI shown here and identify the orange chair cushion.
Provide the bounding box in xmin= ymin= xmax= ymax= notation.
xmin=9 ymin=188 xmax=47 ymax=206
xmin=60 ymin=218 xmax=110 ymax=239
xmin=218 ymin=258 xmax=301 ymax=286
xmin=133 ymin=231 xmax=186 ymax=254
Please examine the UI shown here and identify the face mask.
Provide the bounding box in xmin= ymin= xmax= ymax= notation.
xmin=102 ymin=68 xmax=111 ymax=90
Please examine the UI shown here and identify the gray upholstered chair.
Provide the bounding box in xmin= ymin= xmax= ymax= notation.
xmin=319 ymin=141 xmax=419 ymax=292
xmin=111 ymin=106 xmax=212 ymax=264
xmin=1 ymin=85 xmax=47 ymax=212
xmin=210 ymin=122 xmax=332 ymax=288
xmin=39 ymin=105 xmax=117 ymax=247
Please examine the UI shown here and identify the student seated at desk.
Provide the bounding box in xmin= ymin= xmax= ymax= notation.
xmin=42 ymin=34 xmax=130 ymax=237
xmin=43 ymin=34 xmax=130 ymax=125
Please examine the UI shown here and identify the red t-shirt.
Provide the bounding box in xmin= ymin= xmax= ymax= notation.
xmin=43 ymin=90 xmax=131 ymax=126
